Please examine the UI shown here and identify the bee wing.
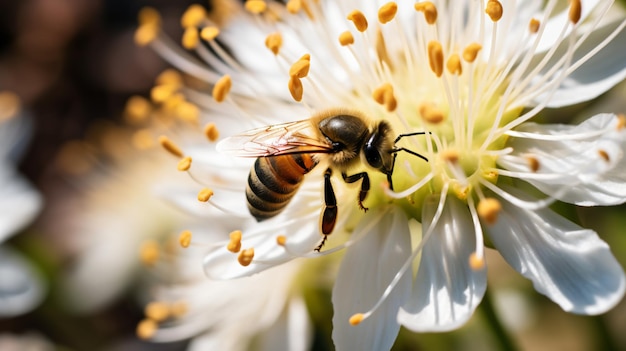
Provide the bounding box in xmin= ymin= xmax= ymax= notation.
xmin=216 ymin=119 xmax=333 ymax=157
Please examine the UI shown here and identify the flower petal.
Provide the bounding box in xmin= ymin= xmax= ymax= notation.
xmin=398 ymin=195 xmax=487 ymax=332
xmin=332 ymin=207 xmax=412 ymax=351
xmin=0 ymin=246 xmax=46 ymax=317
xmin=486 ymin=188 xmax=626 ymax=315
xmin=0 ymin=169 xmax=42 ymax=243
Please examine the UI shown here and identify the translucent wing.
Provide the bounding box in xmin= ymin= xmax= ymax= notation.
xmin=216 ymin=119 xmax=333 ymax=157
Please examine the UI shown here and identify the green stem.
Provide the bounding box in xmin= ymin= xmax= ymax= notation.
xmin=480 ymin=289 xmax=518 ymax=351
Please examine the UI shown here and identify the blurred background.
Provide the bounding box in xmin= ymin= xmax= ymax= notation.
xmin=0 ymin=0 xmax=625 ymax=350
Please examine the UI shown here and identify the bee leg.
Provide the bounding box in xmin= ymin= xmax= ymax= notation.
xmin=317 ymin=168 xmax=337 ymax=251
xmin=342 ymin=172 xmax=370 ymax=212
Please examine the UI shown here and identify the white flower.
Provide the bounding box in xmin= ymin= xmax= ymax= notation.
xmin=0 ymin=91 xmax=44 ymax=317
xmin=137 ymin=0 xmax=626 ymax=350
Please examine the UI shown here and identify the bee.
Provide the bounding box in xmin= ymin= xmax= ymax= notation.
xmin=216 ymin=108 xmax=428 ymax=250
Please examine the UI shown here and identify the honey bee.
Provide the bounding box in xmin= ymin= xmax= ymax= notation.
xmin=216 ymin=108 xmax=428 ymax=250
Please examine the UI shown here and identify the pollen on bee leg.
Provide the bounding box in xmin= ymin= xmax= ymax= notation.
xmin=525 ymin=155 xmax=540 ymax=172
xmin=200 ymin=26 xmax=220 ymax=41
xmin=140 ymin=240 xmax=160 ymax=266
xmin=427 ymin=41 xmax=444 ymax=77
xmin=265 ymin=32 xmax=283 ymax=55
xmin=469 ymin=253 xmax=486 ymax=270
xmin=477 ymin=197 xmax=501 ymax=225
xmin=197 ymin=188 xmax=214 ymax=202
xmin=212 ymin=74 xmax=232 ymax=103
xmin=245 ymin=0 xmax=267 ymax=14
xmin=378 ymin=2 xmax=397 ymax=24
xmin=227 ymin=230 xmax=243 ymax=253
xmin=238 ymin=248 xmax=255 ymax=266
xmin=204 ymin=122 xmax=220 ymax=142
xmin=158 ymin=135 xmax=184 ymax=158
xmin=569 ymin=0 xmax=582 ymax=24
xmin=181 ymin=4 xmax=206 ymax=28
xmin=276 ymin=235 xmax=287 ymax=246
xmin=349 ymin=313 xmax=365 ymax=326
xmin=598 ymin=149 xmax=610 ymax=162
xmin=414 ymin=2 xmax=438 ymax=24
xmin=462 ymin=43 xmax=482 ymax=63
xmin=347 ymin=10 xmax=368 ymax=32
xmin=529 ymin=18 xmax=540 ymax=33
xmin=136 ymin=319 xmax=158 ymax=340
xmin=338 ymin=31 xmax=354 ymax=46
xmin=288 ymin=76 xmax=304 ymax=102
xmin=144 ymin=301 xmax=171 ymax=322
xmin=177 ymin=156 xmax=192 ymax=171
xmin=485 ymin=0 xmax=503 ymax=22
xmin=178 ymin=230 xmax=192 ymax=248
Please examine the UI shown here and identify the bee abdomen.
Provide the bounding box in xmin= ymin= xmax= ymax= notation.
xmin=247 ymin=154 xmax=317 ymax=221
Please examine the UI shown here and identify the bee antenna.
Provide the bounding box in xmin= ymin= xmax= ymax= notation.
xmin=393 ymin=131 xmax=431 ymax=144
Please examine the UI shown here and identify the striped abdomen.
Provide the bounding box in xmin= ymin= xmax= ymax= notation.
xmin=246 ymin=154 xmax=318 ymax=221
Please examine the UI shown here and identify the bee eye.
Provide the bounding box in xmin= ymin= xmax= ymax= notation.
xmin=365 ymin=146 xmax=383 ymax=168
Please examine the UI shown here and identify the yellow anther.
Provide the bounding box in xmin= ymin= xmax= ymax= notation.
xmin=182 ymin=27 xmax=199 ymax=49
xmin=300 ymin=0 xmax=315 ymax=20
xmin=529 ymin=18 xmax=540 ymax=33
xmin=414 ymin=2 xmax=438 ymax=24
xmin=138 ymin=7 xmax=161 ymax=27
xmin=158 ymin=135 xmax=184 ymax=158
xmin=124 ymin=95 xmax=151 ymax=124
xmin=469 ymin=253 xmax=486 ymax=270
xmin=299 ymin=53 xmax=311 ymax=61
xmin=238 ymin=248 xmax=255 ymax=266
xmin=441 ymin=149 xmax=459 ymax=164
xmin=136 ymin=319 xmax=158 ymax=340
xmin=276 ymin=235 xmax=287 ymax=246
xmin=288 ymin=76 xmax=303 ymax=102
xmin=372 ymin=83 xmax=393 ymax=105
xmin=462 ymin=43 xmax=482 ymax=63
xmin=452 ymin=183 xmax=470 ymax=200
xmin=427 ymin=41 xmax=444 ymax=77
xmin=0 ymin=91 xmax=20 ymax=121
xmin=286 ymin=0 xmax=301 ymax=14
xmin=617 ymin=114 xmax=625 ymax=130
xmin=140 ymin=240 xmax=160 ymax=266
xmin=569 ymin=0 xmax=582 ymax=24
xmin=349 ymin=313 xmax=364 ymax=326
xmin=212 ymin=74 xmax=232 ymax=103
xmin=179 ymin=230 xmax=192 ymax=248
xmin=181 ymin=4 xmax=206 ymax=28
xmin=204 ymin=122 xmax=220 ymax=142
xmin=197 ymin=188 xmax=214 ymax=202
xmin=485 ymin=0 xmax=503 ymax=22
xmin=156 ymin=69 xmax=183 ymax=87
xmin=347 ymin=10 xmax=368 ymax=32
xmin=289 ymin=58 xmax=310 ymax=78
xmin=176 ymin=101 xmax=200 ymax=124
xmin=134 ymin=23 xmax=159 ymax=46
xmin=419 ymin=102 xmax=445 ymax=124
xmin=151 ymin=84 xmax=176 ymax=103
xmin=265 ymin=32 xmax=283 ymax=55
xmin=378 ymin=2 xmax=398 ymax=24
xmin=132 ymin=129 xmax=154 ymax=150
xmin=446 ymin=53 xmax=462 ymax=75
xmin=598 ymin=149 xmax=610 ymax=162
xmin=200 ymin=26 xmax=220 ymax=41
xmin=144 ymin=301 xmax=171 ymax=321
xmin=177 ymin=156 xmax=192 ymax=171
xmin=384 ymin=90 xmax=397 ymax=112
xmin=483 ymin=169 xmax=499 ymax=182
xmin=227 ymin=230 xmax=243 ymax=253
xmin=171 ymin=301 xmax=188 ymax=318
xmin=245 ymin=0 xmax=267 ymax=14
xmin=525 ymin=155 xmax=540 ymax=172
xmin=162 ymin=93 xmax=184 ymax=113
xmin=477 ymin=197 xmax=501 ymax=225
xmin=338 ymin=31 xmax=354 ymax=46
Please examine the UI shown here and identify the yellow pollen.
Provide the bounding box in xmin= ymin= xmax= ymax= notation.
xmin=617 ymin=114 xmax=625 ymax=130
xmin=483 ymin=169 xmax=499 ymax=182
xmin=0 ymin=91 xmax=20 ymax=121
xmin=158 ymin=135 xmax=184 ymax=158
xmin=132 ymin=129 xmax=154 ymax=150
xmin=138 ymin=7 xmax=161 ymax=27
xmin=276 ymin=235 xmax=287 ymax=246
xmin=453 ymin=184 xmax=470 ymax=200
xmin=485 ymin=0 xmax=503 ymax=22
xmin=134 ymin=23 xmax=158 ymax=46
xmin=124 ymin=95 xmax=151 ymax=124
xmin=200 ymin=26 xmax=220 ymax=41
xmin=144 ymin=301 xmax=171 ymax=322
xmin=289 ymin=58 xmax=310 ymax=78
xmin=197 ymin=188 xmax=214 ymax=202
xmin=598 ymin=149 xmax=610 ymax=162
xmin=171 ymin=301 xmax=188 ymax=318
xmin=238 ymin=248 xmax=255 ymax=266
xmin=176 ymin=101 xmax=200 ymax=124
xmin=462 ymin=43 xmax=482 ymax=63
xmin=414 ymin=2 xmax=438 ymax=24
xmin=136 ymin=319 xmax=158 ymax=340
xmin=378 ymin=2 xmax=397 ymax=24
xmin=384 ymin=90 xmax=397 ymax=112
xmin=182 ymin=27 xmax=199 ymax=49
xmin=265 ymin=32 xmax=283 ymax=55
xmin=446 ymin=54 xmax=462 ymax=75
xmin=204 ymin=122 xmax=220 ymax=142
xmin=288 ymin=76 xmax=304 ymax=102
xmin=372 ymin=83 xmax=397 ymax=111
xmin=140 ymin=240 xmax=160 ymax=266
xmin=419 ymin=102 xmax=445 ymax=124
xmin=349 ymin=313 xmax=365 ymax=325
xmin=441 ymin=149 xmax=459 ymax=164
xmin=177 ymin=156 xmax=192 ymax=171
xmin=245 ymin=0 xmax=267 ymax=14
xmin=529 ymin=18 xmax=540 ymax=33
xmin=300 ymin=0 xmax=315 ymax=20
xmin=179 ymin=230 xmax=192 ymax=248
xmin=469 ymin=253 xmax=486 ymax=270
xmin=347 ymin=10 xmax=368 ymax=32
xmin=286 ymin=0 xmax=301 ymax=14
xmin=212 ymin=75 xmax=232 ymax=103
xmin=227 ymin=230 xmax=243 ymax=253
xmin=181 ymin=4 xmax=206 ymax=28
xmin=526 ymin=155 xmax=540 ymax=172
xmin=427 ymin=41 xmax=444 ymax=77
xmin=569 ymin=0 xmax=582 ymax=24
xmin=163 ymin=93 xmax=184 ymax=113
xmin=477 ymin=198 xmax=501 ymax=225
xmin=151 ymin=84 xmax=176 ymax=103
xmin=338 ymin=31 xmax=354 ymax=46
xmin=156 ymin=69 xmax=183 ymax=87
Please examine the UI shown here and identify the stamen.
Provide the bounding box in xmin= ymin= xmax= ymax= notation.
xmin=427 ymin=41 xmax=444 ymax=77
xmin=372 ymin=83 xmax=397 ymax=112
xmin=288 ymin=76 xmax=304 ymax=102
xmin=182 ymin=27 xmax=199 ymax=49
xmin=378 ymin=2 xmax=398 ymax=24
xmin=124 ymin=96 xmax=151 ymax=124
xmin=135 ymin=8 xmax=160 ymax=46
xmin=132 ymin=129 xmax=154 ymax=150
xmin=245 ymin=0 xmax=267 ymax=15
xmin=286 ymin=0 xmax=301 ymax=14
xmin=181 ymin=4 xmax=206 ymax=28
xmin=419 ymin=102 xmax=445 ymax=124
xmin=469 ymin=253 xmax=485 ymax=270
xmin=179 ymin=230 xmax=192 ymax=248
xmin=617 ymin=114 xmax=626 ymax=130
xmin=151 ymin=84 xmax=176 ymax=103
xmin=156 ymin=69 xmax=183 ymax=87
xmin=526 ymin=155 xmax=540 ymax=172
xmin=136 ymin=319 xmax=157 ymax=340
xmin=289 ymin=57 xmax=311 ymax=78
xmin=212 ymin=74 xmax=232 ymax=103
xmin=347 ymin=10 xmax=368 ymax=32
xmin=338 ymin=31 xmax=354 ymax=46
xmin=238 ymin=248 xmax=255 ymax=266
xmin=466 ymin=196 xmax=486 ymax=271
xmin=145 ymin=301 xmax=171 ymax=321
xmin=446 ymin=54 xmax=462 ymax=75
xmin=485 ymin=0 xmax=503 ymax=22
xmin=414 ymin=2 xmax=437 ymax=25
xmin=265 ymin=32 xmax=283 ymax=55
xmin=176 ymin=101 xmax=199 ymax=123
xmin=276 ymin=235 xmax=287 ymax=246
xmin=177 ymin=156 xmax=192 ymax=171
xmin=158 ymin=135 xmax=184 ymax=157
xmin=441 ymin=149 xmax=459 ymax=164
xmin=138 ymin=7 xmax=161 ymax=27
xmin=204 ymin=122 xmax=220 ymax=142
xmin=462 ymin=43 xmax=482 ymax=63
xmin=598 ymin=149 xmax=610 ymax=162
xmin=171 ymin=301 xmax=188 ymax=318
xmin=529 ymin=18 xmax=540 ymax=33
xmin=477 ymin=198 xmax=501 ymax=225
xmin=200 ymin=26 xmax=220 ymax=41
xmin=349 ymin=313 xmax=364 ymax=326
xmin=569 ymin=0 xmax=582 ymax=24
xmin=197 ymin=188 xmax=214 ymax=202
xmin=227 ymin=230 xmax=243 ymax=253
xmin=140 ymin=240 xmax=160 ymax=266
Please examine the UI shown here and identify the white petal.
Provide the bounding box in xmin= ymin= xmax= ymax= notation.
xmin=256 ymin=296 xmax=312 ymax=351
xmin=486 ymin=188 xmax=626 ymax=315
xmin=0 ymin=246 xmax=46 ymax=317
xmin=0 ymin=169 xmax=42 ymax=242
xmin=332 ymin=207 xmax=412 ymax=351
xmin=398 ymin=195 xmax=487 ymax=332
